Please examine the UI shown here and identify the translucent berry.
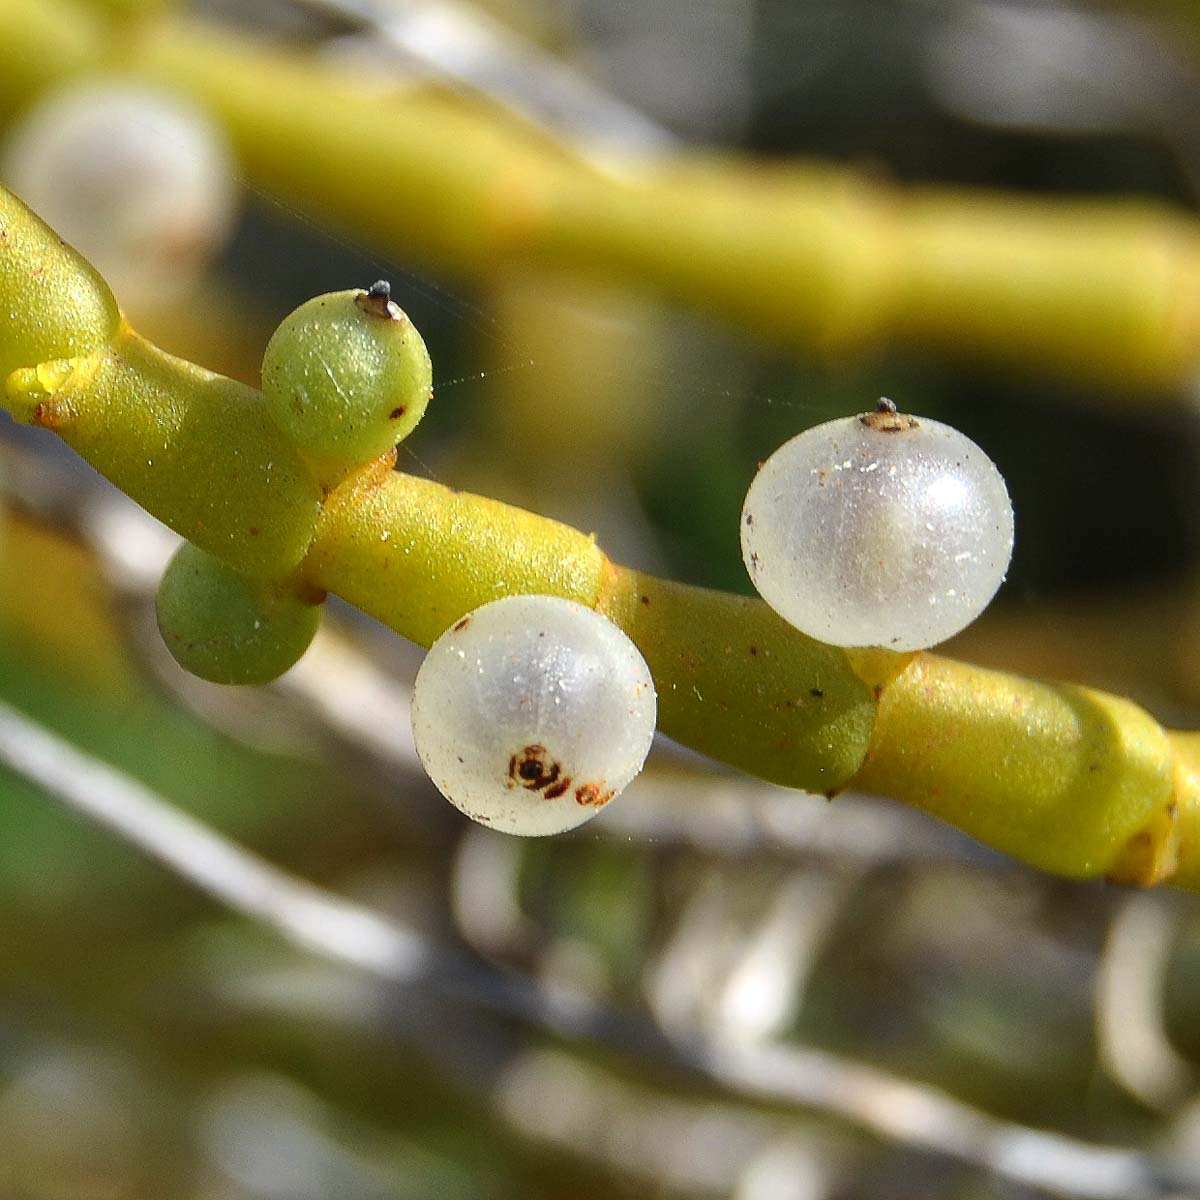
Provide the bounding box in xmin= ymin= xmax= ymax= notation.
xmin=156 ymin=542 xmax=322 ymax=686
xmin=261 ymin=283 xmax=433 ymax=484
xmin=411 ymin=595 xmax=657 ymax=836
xmin=1 ymin=78 xmax=237 ymax=308
xmin=741 ymin=401 xmax=1014 ymax=651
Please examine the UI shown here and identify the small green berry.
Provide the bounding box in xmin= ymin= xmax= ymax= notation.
xmin=261 ymin=282 xmax=433 ymax=484
xmin=156 ymin=542 xmax=322 ymax=685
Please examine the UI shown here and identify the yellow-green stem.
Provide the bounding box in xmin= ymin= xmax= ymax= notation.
xmin=0 ymin=3 xmax=1197 ymax=390
xmin=0 ymin=145 xmax=1195 ymax=887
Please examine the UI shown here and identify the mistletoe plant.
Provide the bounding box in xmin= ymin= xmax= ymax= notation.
xmin=0 ymin=182 xmax=1194 ymax=887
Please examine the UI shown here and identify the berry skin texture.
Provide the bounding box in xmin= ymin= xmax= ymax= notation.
xmin=156 ymin=542 xmax=322 ymax=686
xmin=410 ymin=595 xmax=657 ymax=837
xmin=261 ymin=283 xmax=433 ymax=483
xmin=741 ymin=404 xmax=1014 ymax=651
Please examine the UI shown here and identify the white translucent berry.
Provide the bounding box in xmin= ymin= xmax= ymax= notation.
xmin=741 ymin=402 xmax=1014 ymax=651
xmin=411 ymin=595 xmax=657 ymax=836
xmin=1 ymin=78 xmax=237 ymax=308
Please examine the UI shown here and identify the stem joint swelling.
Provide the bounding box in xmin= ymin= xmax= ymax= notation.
xmin=0 ymin=183 xmax=1197 ymax=885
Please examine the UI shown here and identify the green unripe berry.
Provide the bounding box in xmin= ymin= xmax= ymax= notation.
xmin=156 ymin=542 xmax=322 ymax=685
xmin=261 ymin=282 xmax=433 ymax=484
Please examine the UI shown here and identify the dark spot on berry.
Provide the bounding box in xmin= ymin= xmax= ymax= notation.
xmin=355 ymin=279 xmax=402 ymax=320
xmin=508 ymin=744 xmax=567 ymax=794
xmin=453 ymin=617 xmax=471 ymax=632
xmin=873 ymin=684 xmax=884 ymax=702
xmin=390 ymin=406 xmax=406 ymax=420
xmin=575 ymin=782 xmax=615 ymax=807
xmin=544 ymin=776 xmax=572 ymax=800
xmin=860 ymin=397 xmax=918 ymax=434
xmin=745 ymin=513 xmax=753 ymax=526
xmin=749 ymin=646 xmax=758 ymax=656
xmin=810 ymin=687 xmax=824 ymax=698
xmin=640 ymin=594 xmax=651 ymax=606
xmin=248 ymin=527 xmax=260 ymax=537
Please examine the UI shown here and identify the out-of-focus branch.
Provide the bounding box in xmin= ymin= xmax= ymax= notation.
xmin=292 ymin=0 xmax=678 ymax=156
xmin=0 ymin=695 xmax=1186 ymax=1199
xmin=1096 ymin=893 xmax=1194 ymax=1111
xmin=0 ymin=0 xmax=1197 ymax=391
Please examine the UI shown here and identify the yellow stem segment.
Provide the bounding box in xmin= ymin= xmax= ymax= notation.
xmin=0 ymin=154 xmax=1193 ymax=887
xmin=0 ymin=3 xmax=1196 ymax=390
xmin=128 ymin=18 xmax=1200 ymax=392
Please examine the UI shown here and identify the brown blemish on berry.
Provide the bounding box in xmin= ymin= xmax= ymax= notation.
xmin=453 ymin=617 xmax=471 ymax=632
xmin=859 ymin=396 xmax=918 ymax=433
xmin=508 ymin=744 xmax=569 ymax=797
xmin=519 ymin=757 xmax=549 ymax=783
xmin=744 ymin=513 xmax=753 ymax=526
xmin=389 ymin=406 xmax=406 ymax=420
xmin=749 ymin=645 xmax=758 ymax=656
xmin=640 ymin=594 xmax=651 ymax=606
xmin=355 ymin=279 xmax=406 ymax=322
xmin=873 ymin=683 xmax=884 ymax=702
xmin=248 ymin=527 xmax=260 ymax=537
xmin=810 ymin=687 xmax=824 ymax=698
xmin=575 ymin=783 xmax=615 ymax=807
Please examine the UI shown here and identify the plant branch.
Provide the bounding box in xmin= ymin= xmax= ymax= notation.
xmin=0 ymin=182 xmax=1196 ymax=886
xmin=0 ymin=0 xmax=1197 ymax=389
